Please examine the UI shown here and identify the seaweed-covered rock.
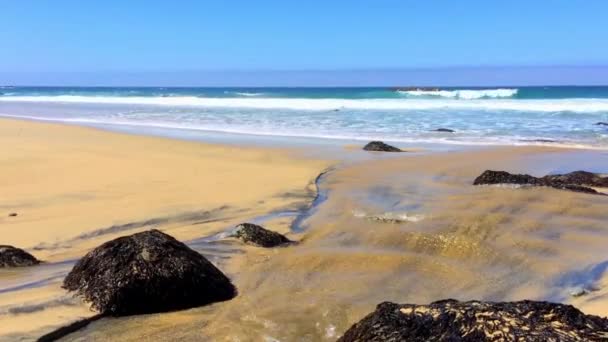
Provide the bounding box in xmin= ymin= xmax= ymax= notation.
xmin=433 ymin=128 xmax=455 ymax=133
xmin=339 ymin=299 xmax=608 ymax=342
xmin=543 ymin=171 xmax=608 ymax=188
xmin=231 ymin=223 xmax=293 ymax=247
xmin=473 ymin=170 xmax=605 ymax=195
xmin=0 ymin=245 xmax=40 ymax=267
xmin=473 ymin=170 xmax=542 ymax=186
xmin=63 ymin=229 xmax=236 ymax=316
xmin=363 ymin=141 xmax=402 ymax=152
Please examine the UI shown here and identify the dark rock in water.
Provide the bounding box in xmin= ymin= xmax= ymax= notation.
xmin=520 ymin=138 xmax=558 ymax=143
xmin=339 ymin=299 xmax=608 ymax=342
xmin=543 ymin=170 xmax=608 ymax=188
xmin=473 ymin=170 xmax=542 ymax=186
xmin=0 ymin=245 xmax=40 ymax=267
xmin=433 ymin=128 xmax=454 ymax=133
xmin=473 ymin=170 xmax=605 ymax=195
xmin=8 ymin=212 xmax=17 ymax=217
xmin=596 ymin=122 xmax=608 ymax=126
xmin=231 ymin=223 xmax=293 ymax=247
xmin=63 ymin=229 xmax=236 ymax=316
xmin=363 ymin=141 xmax=402 ymax=152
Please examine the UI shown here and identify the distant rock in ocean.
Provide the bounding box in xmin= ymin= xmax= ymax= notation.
xmin=363 ymin=141 xmax=402 ymax=152
xmin=596 ymin=122 xmax=608 ymax=126
xmin=0 ymin=245 xmax=40 ymax=267
xmin=433 ymin=128 xmax=455 ymax=133
xmin=473 ymin=170 xmax=607 ymax=195
xmin=231 ymin=223 xmax=293 ymax=247
xmin=63 ymin=229 xmax=236 ymax=316
xmin=339 ymin=299 xmax=608 ymax=342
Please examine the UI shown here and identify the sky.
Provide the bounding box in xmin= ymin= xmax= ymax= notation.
xmin=1 ymin=0 xmax=607 ymax=86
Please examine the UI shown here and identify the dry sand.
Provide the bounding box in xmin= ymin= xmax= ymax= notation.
xmin=0 ymin=118 xmax=330 ymax=339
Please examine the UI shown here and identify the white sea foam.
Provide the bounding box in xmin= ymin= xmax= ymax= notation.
xmin=398 ymin=88 xmax=518 ymax=99
xmin=226 ymin=91 xmax=266 ymax=97
xmin=2 ymin=95 xmax=608 ymax=112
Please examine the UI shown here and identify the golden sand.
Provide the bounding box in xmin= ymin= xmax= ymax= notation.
xmin=0 ymin=118 xmax=329 ymax=339
xmin=1 ymin=118 xmax=607 ymax=341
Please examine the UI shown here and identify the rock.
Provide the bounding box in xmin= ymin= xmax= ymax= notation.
xmin=0 ymin=245 xmax=40 ymax=267
xmin=520 ymin=139 xmax=558 ymax=143
xmin=363 ymin=141 xmax=402 ymax=152
xmin=596 ymin=122 xmax=608 ymax=126
xmin=433 ymin=128 xmax=454 ymax=133
xmin=473 ymin=170 xmax=604 ymax=195
xmin=231 ymin=223 xmax=293 ymax=247
xmin=543 ymin=170 xmax=608 ymax=188
xmin=63 ymin=229 xmax=236 ymax=316
xmin=339 ymin=299 xmax=608 ymax=342
xmin=8 ymin=213 xmax=17 ymax=217
xmin=473 ymin=170 xmax=542 ymax=186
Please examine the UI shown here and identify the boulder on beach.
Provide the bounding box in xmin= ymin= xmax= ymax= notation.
xmin=473 ymin=170 xmax=605 ymax=195
xmin=433 ymin=128 xmax=455 ymax=133
xmin=0 ymin=245 xmax=40 ymax=267
xmin=473 ymin=170 xmax=542 ymax=186
xmin=363 ymin=141 xmax=402 ymax=152
xmin=63 ymin=229 xmax=236 ymax=316
xmin=543 ymin=170 xmax=608 ymax=188
xmin=8 ymin=212 xmax=17 ymax=217
xmin=231 ymin=223 xmax=293 ymax=247
xmin=339 ymin=299 xmax=608 ymax=342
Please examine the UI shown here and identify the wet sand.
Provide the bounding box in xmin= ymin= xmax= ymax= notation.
xmin=1 ymin=118 xmax=608 ymax=341
xmin=0 ymin=118 xmax=330 ymax=340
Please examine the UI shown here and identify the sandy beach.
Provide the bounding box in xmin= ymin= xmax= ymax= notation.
xmin=1 ymin=118 xmax=608 ymax=341
xmin=0 ymin=118 xmax=330 ymax=339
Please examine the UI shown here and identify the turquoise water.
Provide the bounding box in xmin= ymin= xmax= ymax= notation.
xmin=1 ymin=86 xmax=608 ymax=148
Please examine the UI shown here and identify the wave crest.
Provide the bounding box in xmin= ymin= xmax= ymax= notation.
xmin=398 ymin=88 xmax=518 ymax=99
xmin=2 ymin=95 xmax=608 ymax=112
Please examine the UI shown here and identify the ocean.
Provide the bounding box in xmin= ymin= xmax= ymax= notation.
xmin=1 ymin=86 xmax=608 ymax=148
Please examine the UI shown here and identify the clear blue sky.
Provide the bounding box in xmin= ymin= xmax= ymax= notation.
xmin=1 ymin=0 xmax=608 ymax=85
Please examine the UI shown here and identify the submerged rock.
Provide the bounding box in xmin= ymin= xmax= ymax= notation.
xmin=231 ymin=223 xmax=293 ymax=247
xmin=363 ymin=141 xmax=402 ymax=152
xmin=63 ymin=229 xmax=236 ymax=316
xmin=339 ymin=299 xmax=608 ymax=342
xmin=0 ymin=245 xmax=40 ymax=267
xmin=433 ymin=128 xmax=455 ymax=133
xmin=473 ymin=170 xmax=605 ymax=195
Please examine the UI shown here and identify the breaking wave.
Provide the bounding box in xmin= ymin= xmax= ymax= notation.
xmin=2 ymin=95 xmax=608 ymax=112
xmin=397 ymin=88 xmax=519 ymax=99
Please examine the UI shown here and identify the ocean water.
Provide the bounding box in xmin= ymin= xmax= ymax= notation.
xmin=1 ymin=86 xmax=608 ymax=148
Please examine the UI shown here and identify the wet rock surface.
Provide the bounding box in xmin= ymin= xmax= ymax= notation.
xmin=0 ymin=245 xmax=40 ymax=267
xmin=63 ymin=229 xmax=236 ymax=316
xmin=363 ymin=141 xmax=402 ymax=152
xmin=231 ymin=223 xmax=293 ymax=247
xmin=473 ymin=170 xmax=607 ymax=195
xmin=339 ymin=299 xmax=608 ymax=342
